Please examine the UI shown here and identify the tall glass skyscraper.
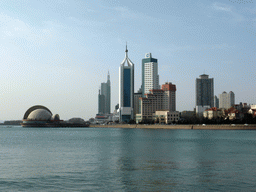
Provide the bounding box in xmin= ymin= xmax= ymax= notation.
xmin=142 ymin=53 xmax=159 ymax=97
xmin=195 ymin=74 xmax=214 ymax=114
xmin=98 ymin=72 xmax=111 ymax=114
xmin=98 ymin=89 xmax=105 ymax=114
xmin=119 ymin=45 xmax=134 ymax=123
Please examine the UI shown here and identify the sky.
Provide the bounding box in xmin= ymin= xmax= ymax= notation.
xmin=0 ymin=0 xmax=255 ymax=120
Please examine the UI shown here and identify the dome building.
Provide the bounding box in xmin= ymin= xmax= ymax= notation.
xmin=21 ymin=105 xmax=62 ymax=127
xmin=27 ymin=109 xmax=52 ymax=121
xmin=21 ymin=105 xmax=89 ymax=127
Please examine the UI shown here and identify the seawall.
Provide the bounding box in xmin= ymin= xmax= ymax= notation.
xmin=89 ymin=124 xmax=256 ymax=130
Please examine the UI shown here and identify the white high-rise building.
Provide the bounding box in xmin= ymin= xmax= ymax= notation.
xmin=142 ymin=53 xmax=159 ymax=97
xmin=118 ymin=45 xmax=135 ymax=123
xmin=219 ymin=91 xmax=235 ymax=109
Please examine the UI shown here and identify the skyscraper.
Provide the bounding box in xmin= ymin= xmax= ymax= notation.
xmin=98 ymin=89 xmax=105 ymax=114
xmin=162 ymin=82 xmax=176 ymax=111
xmin=214 ymin=95 xmax=219 ymax=108
xmin=219 ymin=91 xmax=235 ymax=109
xmin=134 ymin=87 xmax=142 ymax=117
xmin=119 ymin=45 xmax=134 ymax=122
xmin=98 ymin=72 xmax=111 ymax=115
xmin=196 ymin=74 xmax=214 ymax=114
xmin=142 ymin=53 xmax=159 ymax=97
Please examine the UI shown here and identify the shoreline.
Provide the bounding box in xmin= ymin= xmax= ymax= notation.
xmin=90 ymin=124 xmax=256 ymax=130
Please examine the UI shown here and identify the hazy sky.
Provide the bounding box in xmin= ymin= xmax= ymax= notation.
xmin=0 ymin=0 xmax=255 ymax=120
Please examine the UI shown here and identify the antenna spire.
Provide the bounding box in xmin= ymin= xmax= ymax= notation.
xmin=107 ymin=70 xmax=110 ymax=81
xmin=125 ymin=42 xmax=128 ymax=53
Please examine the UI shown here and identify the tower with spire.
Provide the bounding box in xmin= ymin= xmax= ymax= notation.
xmin=118 ymin=44 xmax=135 ymax=123
xmin=98 ymin=72 xmax=111 ymax=115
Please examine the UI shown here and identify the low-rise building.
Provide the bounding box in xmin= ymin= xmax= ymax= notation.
xmin=248 ymin=109 xmax=256 ymax=117
xmin=95 ymin=113 xmax=115 ymax=124
xmin=180 ymin=110 xmax=195 ymax=119
xmin=94 ymin=114 xmax=108 ymax=124
xmin=154 ymin=111 xmax=179 ymax=124
xmin=225 ymin=107 xmax=244 ymax=121
xmin=203 ymin=107 xmax=224 ymax=120
xmin=234 ymin=102 xmax=251 ymax=113
xmin=251 ymin=105 xmax=256 ymax=110
xmin=248 ymin=105 xmax=256 ymax=117
xmin=89 ymin=118 xmax=95 ymax=124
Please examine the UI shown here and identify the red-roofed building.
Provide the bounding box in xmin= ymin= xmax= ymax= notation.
xmin=225 ymin=107 xmax=244 ymax=121
xmin=203 ymin=107 xmax=224 ymax=119
xmin=248 ymin=109 xmax=256 ymax=117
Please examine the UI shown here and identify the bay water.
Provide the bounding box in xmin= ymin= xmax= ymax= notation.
xmin=1 ymin=126 xmax=256 ymax=191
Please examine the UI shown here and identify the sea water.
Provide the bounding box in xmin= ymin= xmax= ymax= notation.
xmin=1 ymin=126 xmax=256 ymax=191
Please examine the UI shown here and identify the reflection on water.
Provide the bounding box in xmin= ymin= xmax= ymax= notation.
xmin=1 ymin=127 xmax=256 ymax=191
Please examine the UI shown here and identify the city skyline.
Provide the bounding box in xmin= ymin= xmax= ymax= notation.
xmin=0 ymin=0 xmax=255 ymax=120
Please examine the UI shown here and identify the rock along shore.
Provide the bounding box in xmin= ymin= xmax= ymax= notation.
xmin=90 ymin=124 xmax=256 ymax=130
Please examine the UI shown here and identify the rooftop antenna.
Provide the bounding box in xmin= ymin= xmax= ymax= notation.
xmin=125 ymin=41 xmax=128 ymax=53
xmin=107 ymin=70 xmax=110 ymax=81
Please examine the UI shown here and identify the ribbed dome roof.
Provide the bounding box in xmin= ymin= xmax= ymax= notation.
xmin=27 ymin=109 xmax=52 ymax=121
xmin=23 ymin=105 xmax=52 ymax=120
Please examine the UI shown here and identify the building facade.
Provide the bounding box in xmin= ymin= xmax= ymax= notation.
xmin=203 ymin=107 xmax=224 ymax=120
xmin=136 ymin=89 xmax=164 ymax=123
xmin=154 ymin=111 xmax=180 ymax=124
xmin=196 ymin=74 xmax=214 ymax=114
xmin=136 ymin=82 xmax=178 ymax=123
xmin=142 ymin=53 xmax=160 ymax=97
xmin=119 ymin=45 xmax=135 ymax=123
xmin=98 ymin=90 xmax=105 ymax=114
xmin=134 ymin=88 xmax=142 ymax=117
xmin=162 ymin=82 xmax=176 ymax=111
xmin=219 ymin=91 xmax=235 ymax=109
xmin=214 ymin=95 xmax=219 ymax=108
xmin=98 ymin=72 xmax=111 ymax=114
